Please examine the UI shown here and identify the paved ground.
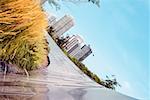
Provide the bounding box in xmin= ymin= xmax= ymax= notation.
xmin=46 ymin=34 xmax=100 ymax=87
xmin=0 ymin=34 xmax=137 ymax=100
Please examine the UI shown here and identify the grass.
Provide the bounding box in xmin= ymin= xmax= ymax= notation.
xmin=0 ymin=0 xmax=49 ymax=72
xmin=47 ymin=19 xmax=120 ymax=90
xmin=62 ymin=49 xmax=102 ymax=84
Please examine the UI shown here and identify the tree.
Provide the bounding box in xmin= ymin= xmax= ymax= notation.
xmin=104 ymin=75 xmax=121 ymax=90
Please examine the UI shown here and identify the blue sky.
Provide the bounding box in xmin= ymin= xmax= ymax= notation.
xmin=43 ymin=0 xmax=149 ymax=99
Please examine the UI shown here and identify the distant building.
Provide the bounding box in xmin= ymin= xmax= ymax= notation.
xmin=63 ymin=35 xmax=92 ymax=61
xmin=51 ymin=15 xmax=75 ymax=38
xmin=48 ymin=15 xmax=57 ymax=27
xmin=74 ymin=45 xmax=92 ymax=62
xmin=64 ymin=35 xmax=83 ymax=55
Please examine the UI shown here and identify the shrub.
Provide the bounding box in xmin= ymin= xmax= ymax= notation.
xmin=0 ymin=0 xmax=49 ymax=73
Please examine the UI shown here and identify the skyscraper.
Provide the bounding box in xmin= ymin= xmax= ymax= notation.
xmin=51 ymin=15 xmax=75 ymax=38
xmin=63 ymin=35 xmax=92 ymax=61
xmin=65 ymin=35 xmax=80 ymax=50
xmin=74 ymin=45 xmax=92 ymax=62
xmin=48 ymin=15 xmax=57 ymax=27
xmin=64 ymin=35 xmax=84 ymax=56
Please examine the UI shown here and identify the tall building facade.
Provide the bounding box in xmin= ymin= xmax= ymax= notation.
xmin=51 ymin=15 xmax=74 ymax=38
xmin=48 ymin=15 xmax=56 ymax=26
xmin=63 ymin=35 xmax=92 ymax=61
xmin=64 ymin=35 xmax=83 ymax=51
xmin=64 ymin=35 xmax=83 ymax=56
xmin=74 ymin=45 xmax=92 ymax=62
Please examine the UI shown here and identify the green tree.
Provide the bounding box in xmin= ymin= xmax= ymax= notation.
xmin=104 ymin=75 xmax=121 ymax=90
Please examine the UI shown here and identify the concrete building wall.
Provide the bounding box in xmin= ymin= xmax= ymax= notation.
xmin=48 ymin=15 xmax=57 ymax=26
xmin=69 ymin=46 xmax=81 ymax=57
xmin=67 ymin=44 xmax=79 ymax=54
xmin=52 ymin=15 xmax=74 ymax=38
xmin=65 ymin=35 xmax=79 ymax=52
xmin=74 ymin=45 xmax=92 ymax=61
xmin=65 ymin=35 xmax=83 ymax=52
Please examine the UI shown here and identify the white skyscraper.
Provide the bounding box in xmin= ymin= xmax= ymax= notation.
xmin=74 ymin=45 xmax=92 ymax=62
xmin=65 ymin=35 xmax=83 ymax=50
xmin=48 ymin=15 xmax=57 ymax=27
xmin=64 ymin=35 xmax=84 ymax=56
xmin=52 ymin=15 xmax=75 ymax=38
xmin=63 ymin=35 xmax=92 ymax=61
